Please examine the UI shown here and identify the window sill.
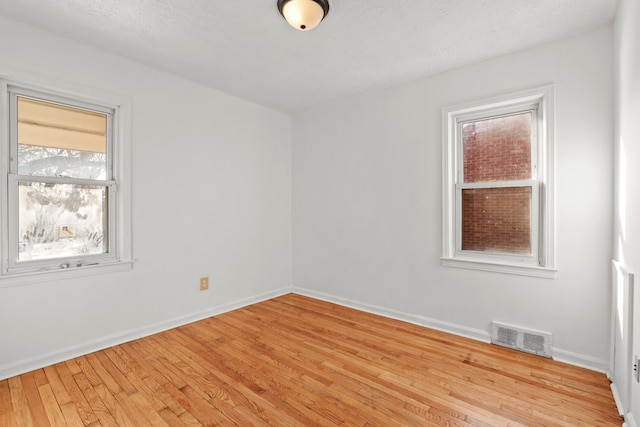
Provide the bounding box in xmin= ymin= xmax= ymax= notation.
xmin=441 ymin=257 xmax=556 ymax=278
xmin=0 ymin=260 xmax=133 ymax=288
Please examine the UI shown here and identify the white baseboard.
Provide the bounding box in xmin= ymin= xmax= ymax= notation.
xmin=610 ymin=382 xmax=626 ymax=417
xmin=0 ymin=287 xmax=290 ymax=381
xmin=1 ymin=286 xmax=612 ymax=380
xmin=552 ymin=348 xmax=609 ymax=373
xmin=609 ymin=372 xmax=637 ymax=426
xmin=292 ymin=286 xmax=610 ymax=373
xmin=291 ymin=287 xmax=491 ymax=343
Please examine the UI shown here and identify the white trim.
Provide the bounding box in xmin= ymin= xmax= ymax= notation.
xmin=440 ymin=256 xmax=557 ymax=278
xmin=610 ymin=260 xmax=636 ymax=420
xmin=551 ymin=347 xmax=609 ymax=373
xmin=9 ymin=175 xmax=116 ymax=187
xmin=610 ymin=381 xmax=626 ymax=417
xmin=0 ymin=260 xmax=133 ymax=288
xmin=112 ymin=96 xmax=133 ymax=266
xmin=294 ymin=287 xmax=490 ymax=343
xmin=0 ymin=80 xmax=11 ymax=283
xmin=0 ymin=287 xmax=290 ymax=381
xmin=292 ymin=286 xmax=607 ymax=372
xmin=442 ymin=84 xmax=556 ymax=277
xmin=0 ymin=286 xmax=609 ymax=380
xmin=0 ymin=77 xmax=133 ymax=284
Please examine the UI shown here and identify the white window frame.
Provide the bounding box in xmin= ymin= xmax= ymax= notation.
xmin=442 ymin=85 xmax=556 ymax=278
xmin=0 ymin=79 xmax=133 ymax=286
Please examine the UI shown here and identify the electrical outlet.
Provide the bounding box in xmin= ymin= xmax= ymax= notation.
xmin=634 ymin=355 xmax=640 ymax=383
xmin=200 ymin=277 xmax=209 ymax=291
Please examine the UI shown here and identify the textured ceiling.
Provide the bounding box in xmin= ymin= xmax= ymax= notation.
xmin=0 ymin=0 xmax=619 ymax=113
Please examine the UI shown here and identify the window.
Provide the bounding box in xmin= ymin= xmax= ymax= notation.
xmin=442 ymin=86 xmax=555 ymax=277
xmin=1 ymin=81 xmax=132 ymax=284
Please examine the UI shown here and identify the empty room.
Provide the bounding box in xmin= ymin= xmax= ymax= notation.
xmin=0 ymin=0 xmax=639 ymax=425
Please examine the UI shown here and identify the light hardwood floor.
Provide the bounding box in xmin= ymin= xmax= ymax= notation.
xmin=0 ymin=293 xmax=621 ymax=426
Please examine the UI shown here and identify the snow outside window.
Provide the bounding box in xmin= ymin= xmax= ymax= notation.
xmin=0 ymin=81 xmax=132 ymax=285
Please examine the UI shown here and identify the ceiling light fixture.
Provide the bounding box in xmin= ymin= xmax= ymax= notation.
xmin=277 ymin=0 xmax=329 ymax=31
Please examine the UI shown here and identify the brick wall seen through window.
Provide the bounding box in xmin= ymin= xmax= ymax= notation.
xmin=461 ymin=112 xmax=532 ymax=254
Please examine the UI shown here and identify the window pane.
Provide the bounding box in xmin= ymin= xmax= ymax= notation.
xmin=461 ymin=187 xmax=531 ymax=255
xmin=18 ymin=182 xmax=108 ymax=261
xmin=462 ymin=112 xmax=531 ymax=183
xmin=17 ymin=97 xmax=107 ymax=180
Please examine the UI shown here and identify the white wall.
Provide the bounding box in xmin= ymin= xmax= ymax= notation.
xmin=614 ymin=0 xmax=640 ymax=423
xmin=292 ymin=27 xmax=614 ymax=370
xmin=0 ymin=17 xmax=292 ymax=379
xmin=0 ymin=14 xmax=618 ymax=381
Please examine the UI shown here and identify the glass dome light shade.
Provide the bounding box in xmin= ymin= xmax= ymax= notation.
xmin=278 ymin=0 xmax=329 ymax=31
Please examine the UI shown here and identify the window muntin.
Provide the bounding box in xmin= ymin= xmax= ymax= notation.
xmin=5 ymin=86 xmax=119 ymax=275
xmin=442 ymin=86 xmax=555 ymax=277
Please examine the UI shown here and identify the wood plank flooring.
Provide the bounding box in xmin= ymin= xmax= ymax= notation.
xmin=0 ymin=293 xmax=621 ymax=426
